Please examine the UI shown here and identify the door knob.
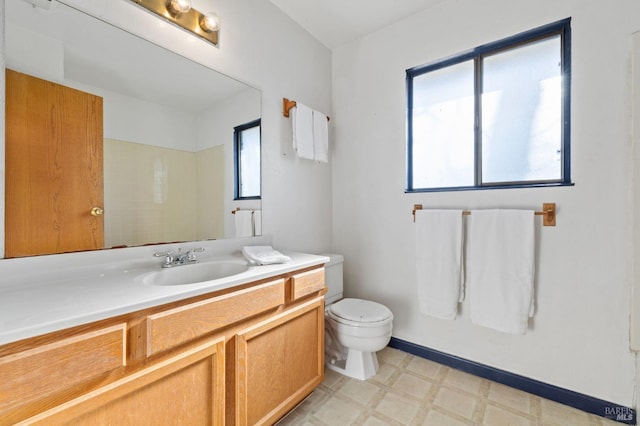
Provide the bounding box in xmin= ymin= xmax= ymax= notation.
xmin=90 ymin=207 xmax=104 ymax=216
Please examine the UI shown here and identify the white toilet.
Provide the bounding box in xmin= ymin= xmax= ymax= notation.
xmin=323 ymin=254 xmax=393 ymax=380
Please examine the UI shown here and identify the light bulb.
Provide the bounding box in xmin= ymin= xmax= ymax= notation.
xmin=200 ymin=12 xmax=219 ymax=33
xmin=167 ymin=0 xmax=191 ymax=15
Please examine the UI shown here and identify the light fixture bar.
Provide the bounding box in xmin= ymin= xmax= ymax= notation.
xmin=130 ymin=0 xmax=219 ymax=47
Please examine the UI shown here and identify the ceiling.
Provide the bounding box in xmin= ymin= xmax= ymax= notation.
xmin=269 ymin=0 xmax=446 ymax=49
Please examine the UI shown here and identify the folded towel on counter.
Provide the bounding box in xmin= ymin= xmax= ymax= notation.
xmin=415 ymin=209 xmax=464 ymax=320
xmin=467 ymin=210 xmax=535 ymax=334
xmin=242 ymin=246 xmax=292 ymax=265
xmin=291 ymin=103 xmax=315 ymax=161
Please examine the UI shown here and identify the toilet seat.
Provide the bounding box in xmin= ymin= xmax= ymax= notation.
xmin=328 ymin=298 xmax=393 ymax=327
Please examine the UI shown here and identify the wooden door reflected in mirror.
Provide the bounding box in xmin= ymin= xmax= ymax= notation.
xmin=5 ymin=69 xmax=104 ymax=257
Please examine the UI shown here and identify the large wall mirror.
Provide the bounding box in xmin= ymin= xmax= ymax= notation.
xmin=4 ymin=0 xmax=262 ymax=258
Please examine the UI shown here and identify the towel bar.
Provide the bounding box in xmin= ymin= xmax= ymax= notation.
xmin=412 ymin=203 xmax=556 ymax=226
xmin=231 ymin=208 xmax=256 ymax=216
xmin=282 ymin=97 xmax=330 ymax=121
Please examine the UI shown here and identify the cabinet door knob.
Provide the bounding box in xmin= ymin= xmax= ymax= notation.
xmin=90 ymin=207 xmax=104 ymax=216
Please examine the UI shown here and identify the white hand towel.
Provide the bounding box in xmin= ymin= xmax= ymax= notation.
xmin=313 ymin=110 xmax=329 ymax=163
xmin=252 ymin=210 xmax=262 ymax=236
xmin=235 ymin=210 xmax=254 ymax=238
xmin=415 ymin=209 xmax=464 ymax=320
xmin=291 ymin=103 xmax=314 ymax=160
xmin=467 ymin=210 xmax=535 ymax=334
xmin=242 ymin=246 xmax=292 ymax=265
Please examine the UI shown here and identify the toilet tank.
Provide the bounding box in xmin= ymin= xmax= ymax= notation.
xmin=321 ymin=254 xmax=344 ymax=305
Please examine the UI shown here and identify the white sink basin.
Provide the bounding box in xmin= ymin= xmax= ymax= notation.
xmin=141 ymin=260 xmax=249 ymax=286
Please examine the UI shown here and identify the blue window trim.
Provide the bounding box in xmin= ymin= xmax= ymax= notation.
xmin=406 ymin=18 xmax=572 ymax=193
xmin=233 ymin=118 xmax=261 ymax=201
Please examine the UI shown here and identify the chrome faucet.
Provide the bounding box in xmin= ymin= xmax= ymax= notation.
xmin=153 ymin=247 xmax=205 ymax=268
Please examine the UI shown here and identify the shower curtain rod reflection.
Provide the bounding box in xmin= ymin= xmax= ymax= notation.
xmin=411 ymin=203 xmax=556 ymax=226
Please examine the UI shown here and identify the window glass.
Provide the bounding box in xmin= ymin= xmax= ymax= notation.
xmin=406 ymin=19 xmax=571 ymax=192
xmin=234 ymin=119 xmax=261 ymax=199
xmin=412 ymin=61 xmax=475 ymax=188
xmin=482 ymin=36 xmax=562 ymax=183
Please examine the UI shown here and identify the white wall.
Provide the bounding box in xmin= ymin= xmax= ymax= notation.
xmin=332 ymin=0 xmax=640 ymax=407
xmin=5 ymin=22 xmax=63 ymax=82
xmin=75 ymin=83 xmax=199 ymax=150
xmin=0 ymin=0 xmax=333 ymax=255
xmin=196 ymin=88 xmax=260 ymax=152
xmin=195 ymin=88 xmax=262 ymax=238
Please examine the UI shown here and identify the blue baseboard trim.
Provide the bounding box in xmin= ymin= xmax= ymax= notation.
xmin=388 ymin=337 xmax=636 ymax=425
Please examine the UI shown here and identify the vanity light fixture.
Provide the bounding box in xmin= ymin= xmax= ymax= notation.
xmin=200 ymin=12 xmax=220 ymax=33
xmin=129 ymin=0 xmax=219 ymax=46
xmin=167 ymin=0 xmax=192 ymax=16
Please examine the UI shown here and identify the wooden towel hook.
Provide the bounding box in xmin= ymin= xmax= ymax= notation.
xmin=283 ymin=98 xmax=297 ymax=118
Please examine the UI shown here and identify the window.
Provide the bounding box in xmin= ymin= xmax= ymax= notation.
xmin=406 ymin=19 xmax=571 ymax=192
xmin=234 ymin=119 xmax=261 ymax=200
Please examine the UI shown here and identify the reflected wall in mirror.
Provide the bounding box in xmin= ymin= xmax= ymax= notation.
xmin=4 ymin=0 xmax=262 ymax=258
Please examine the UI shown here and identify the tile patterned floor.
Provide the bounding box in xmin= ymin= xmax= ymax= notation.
xmin=277 ymin=347 xmax=621 ymax=426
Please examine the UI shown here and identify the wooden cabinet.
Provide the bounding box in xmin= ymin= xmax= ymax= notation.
xmin=0 ymin=324 xmax=126 ymax=423
xmin=18 ymin=338 xmax=226 ymax=426
xmin=143 ymin=279 xmax=285 ymax=357
xmin=289 ymin=268 xmax=325 ymax=301
xmin=234 ymin=296 xmax=324 ymax=426
xmin=0 ymin=265 xmax=325 ymax=425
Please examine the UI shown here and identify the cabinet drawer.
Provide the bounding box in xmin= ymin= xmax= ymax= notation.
xmin=290 ymin=268 xmax=325 ymax=300
xmin=146 ymin=279 xmax=285 ymax=356
xmin=19 ymin=337 xmax=226 ymax=426
xmin=0 ymin=324 xmax=126 ymax=413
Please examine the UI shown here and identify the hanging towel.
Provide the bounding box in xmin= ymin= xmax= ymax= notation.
xmin=235 ymin=210 xmax=254 ymax=238
xmin=291 ymin=103 xmax=314 ymax=160
xmin=415 ymin=209 xmax=464 ymax=320
xmin=252 ymin=210 xmax=262 ymax=236
xmin=313 ymin=110 xmax=329 ymax=163
xmin=325 ymin=316 xmax=347 ymax=362
xmin=467 ymin=210 xmax=535 ymax=334
xmin=242 ymin=246 xmax=292 ymax=265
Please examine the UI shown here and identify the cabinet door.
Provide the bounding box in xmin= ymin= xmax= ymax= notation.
xmin=235 ymin=296 xmax=324 ymax=426
xmin=18 ymin=338 xmax=225 ymax=426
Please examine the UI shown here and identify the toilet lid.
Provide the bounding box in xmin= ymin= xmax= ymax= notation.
xmin=329 ymin=298 xmax=392 ymax=323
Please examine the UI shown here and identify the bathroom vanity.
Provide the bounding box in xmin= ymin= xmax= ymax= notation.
xmin=0 ymin=244 xmax=327 ymax=425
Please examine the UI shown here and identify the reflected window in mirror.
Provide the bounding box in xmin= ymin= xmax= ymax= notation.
xmin=234 ymin=119 xmax=262 ymax=200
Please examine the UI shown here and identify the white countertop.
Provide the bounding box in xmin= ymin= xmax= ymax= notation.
xmin=0 ymin=237 xmax=329 ymax=346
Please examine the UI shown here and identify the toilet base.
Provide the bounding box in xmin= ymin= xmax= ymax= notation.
xmin=326 ymin=349 xmax=379 ymax=380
